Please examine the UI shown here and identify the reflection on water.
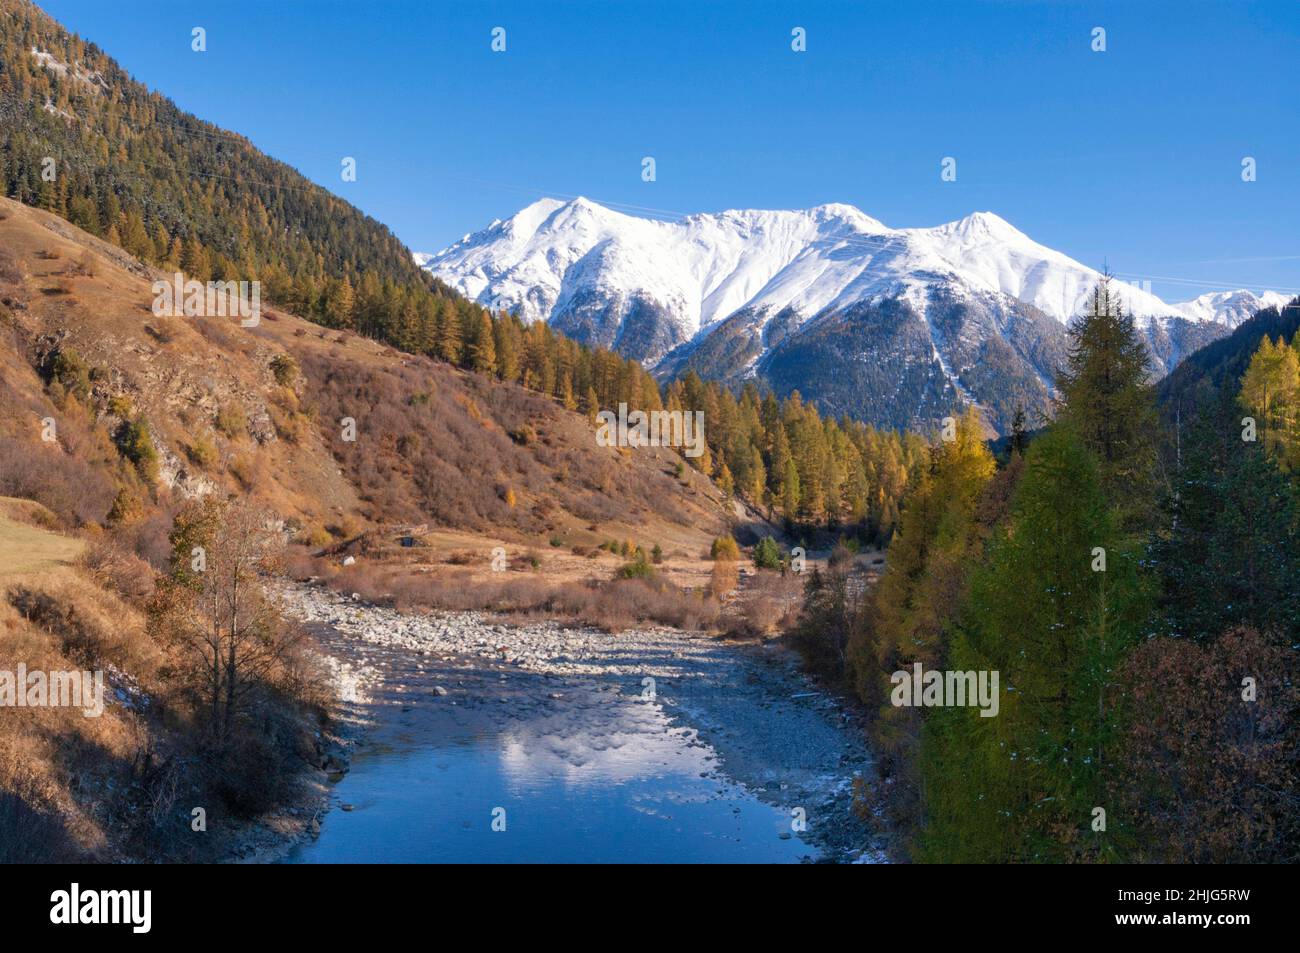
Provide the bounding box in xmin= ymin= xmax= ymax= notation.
xmin=288 ymin=690 xmax=814 ymax=863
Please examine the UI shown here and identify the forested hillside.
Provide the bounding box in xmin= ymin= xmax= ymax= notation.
xmin=0 ymin=0 xmax=476 ymax=340
xmin=0 ymin=0 xmax=637 ymax=403
xmin=0 ymin=0 xmax=924 ymax=540
xmin=795 ymin=279 xmax=1300 ymax=863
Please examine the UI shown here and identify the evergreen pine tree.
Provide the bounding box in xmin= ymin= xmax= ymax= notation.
xmin=1056 ymin=277 xmax=1157 ymax=524
xmin=919 ymin=424 xmax=1149 ymax=863
xmin=1153 ymin=391 xmax=1300 ymax=644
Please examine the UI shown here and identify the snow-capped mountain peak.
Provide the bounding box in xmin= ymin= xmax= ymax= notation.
xmin=931 ymin=209 xmax=1020 ymax=240
xmin=1171 ymin=289 xmax=1294 ymax=326
xmin=418 ymin=196 xmax=1224 ymax=357
xmin=416 ymin=197 xmax=1289 ymax=434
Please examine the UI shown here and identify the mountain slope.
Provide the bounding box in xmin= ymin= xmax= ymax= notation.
xmin=423 ymin=197 xmax=1249 ymax=432
xmin=0 ymin=0 xmax=486 ymax=353
xmin=1171 ymin=289 xmax=1295 ymax=327
xmin=0 ymin=196 xmax=732 ymax=553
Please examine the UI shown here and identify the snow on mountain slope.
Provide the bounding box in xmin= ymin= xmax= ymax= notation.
xmin=915 ymin=211 xmax=1172 ymax=324
xmin=420 ymin=196 xmax=1193 ymax=365
xmin=418 ymin=197 xmax=1270 ymax=433
xmin=1172 ymin=289 xmax=1294 ymax=328
xmin=422 ymin=198 xmax=892 ymax=357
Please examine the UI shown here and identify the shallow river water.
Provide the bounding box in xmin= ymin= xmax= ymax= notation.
xmin=287 ymin=715 xmax=814 ymax=863
xmin=281 ymin=590 xmax=874 ymax=864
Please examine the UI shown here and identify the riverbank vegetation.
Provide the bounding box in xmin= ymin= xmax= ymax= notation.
xmin=0 ymin=496 xmax=326 ymax=861
xmin=792 ymin=281 xmax=1300 ymax=863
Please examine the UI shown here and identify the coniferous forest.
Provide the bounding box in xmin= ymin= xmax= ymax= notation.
xmin=798 ymin=281 xmax=1300 ymax=863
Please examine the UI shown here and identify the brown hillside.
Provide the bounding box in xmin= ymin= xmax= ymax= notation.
xmin=0 ymin=196 xmax=731 ymax=565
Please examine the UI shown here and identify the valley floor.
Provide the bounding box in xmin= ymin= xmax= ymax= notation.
xmin=248 ymin=584 xmax=883 ymax=863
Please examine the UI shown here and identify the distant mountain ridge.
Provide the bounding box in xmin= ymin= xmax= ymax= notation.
xmin=1167 ymin=289 xmax=1294 ymax=327
xmin=1158 ymin=296 xmax=1300 ymax=421
xmin=421 ymin=197 xmax=1280 ymax=432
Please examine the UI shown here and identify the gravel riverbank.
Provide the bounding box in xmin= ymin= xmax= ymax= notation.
xmin=268 ymin=583 xmax=886 ymax=863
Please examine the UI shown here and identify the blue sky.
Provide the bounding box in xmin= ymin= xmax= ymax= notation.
xmin=38 ymin=0 xmax=1300 ymax=301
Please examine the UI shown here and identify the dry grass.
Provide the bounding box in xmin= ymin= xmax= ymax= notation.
xmin=77 ymin=535 xmax=157 ymax=604
xmin=0 ymin=499 xmax=84 ymax=576
xmin=0 ymin=564 xmax=155 ymax=859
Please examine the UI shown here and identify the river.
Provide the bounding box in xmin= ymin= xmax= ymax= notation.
xmin=280 ymin=585 xmax=881 ymax=864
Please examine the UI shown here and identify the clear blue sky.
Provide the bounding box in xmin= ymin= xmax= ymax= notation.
xmin=37 ymin=0 xmax=1300 ymax=301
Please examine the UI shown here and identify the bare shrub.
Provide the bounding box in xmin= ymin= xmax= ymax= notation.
xmin=184 ymin=435 xmax=218 ymax=468
xmin=143 ymin=322 xmax=175 ymax=344
xmin=194 ymin=318 xmax=237 ymax=351
xmin=79 ymin=536 xmax=157 ymax=605
xmin=152 ymin=500 xmax=316 ymax=738
xmin=579 ymin=577 xmax=719 ymax=632
xmin=116 ymin=503 xmax=183 ymax=571
xmin=69 ymin=251 xmax=97 ymax=278
xmin=228 ymin=452 xmax=266 ymax=491
xmin=0 ymin=436 xmax=116 ymax=527
xmin=283 ymin=547 xmax=321 ymax=581
xmin=215 ymin=403 xmax=247 ymax=439
xmin=321 ymin=564 xmax=719 ymax=633
xmin=269 ymin=404 xmax=306 ymax=443
xmin=0 ymin=249 xmax=26 ymax=285
xmin=205 ymin=722 xmax=299 ymax=819
xmin=725 ymin=570 xmax=803 ymax=638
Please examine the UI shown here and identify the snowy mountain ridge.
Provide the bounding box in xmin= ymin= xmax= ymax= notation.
xmin=417 ymin=197 xmax=1288 ymax=433
xmin=420 ymin=197 xmax=1282 ymax=359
